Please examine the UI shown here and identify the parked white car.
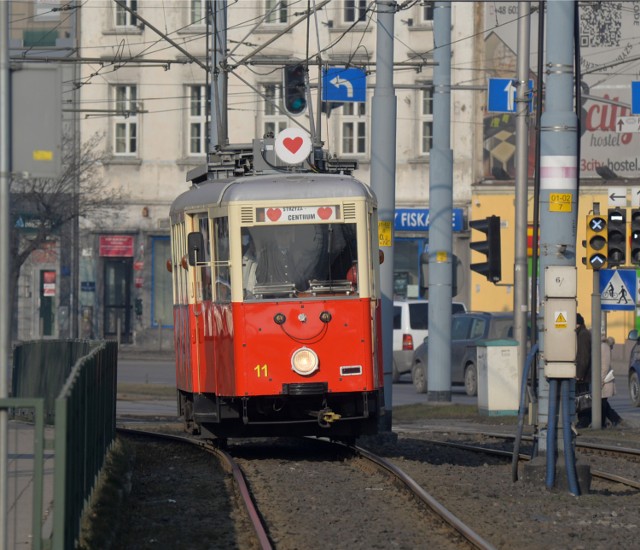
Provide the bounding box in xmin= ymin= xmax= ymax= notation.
xmin=392 ymin=300 xmax=466 ymax=382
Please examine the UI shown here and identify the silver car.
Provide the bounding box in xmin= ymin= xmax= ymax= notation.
xmin=411 ymin=312 xmax=515 ymax=395
xmin=393 ymin=300 xmax=466 ymax=382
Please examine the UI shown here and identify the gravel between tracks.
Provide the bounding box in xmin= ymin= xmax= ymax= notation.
xmin=90 ymin=418 xmax=640 ymax=550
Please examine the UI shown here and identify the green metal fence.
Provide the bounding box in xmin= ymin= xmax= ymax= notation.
xmin=12 ymin=340 xmax=99 ymax=424
xmin=8 ymin=339 xmax=118 ymax=549
xmin=0 ymin=398 xmax=46 ymax=550
xmin=52 ymin=340 xmax=118 ymax=549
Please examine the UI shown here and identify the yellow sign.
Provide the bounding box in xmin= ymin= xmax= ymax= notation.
xmin=549 ymin=193 xmax=572 ymax=212
xmin=554 ymin=311 xmax=568 ymax=329
xmin=436 ymin=251 xmax=448 ymax=263
xmin=378 ymin=221 xmax=392 ymax=247
xmin=33 ymin=150 xmax=54 ymax=161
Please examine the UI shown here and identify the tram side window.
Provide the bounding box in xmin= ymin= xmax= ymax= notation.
xmin=213 ymin=217 xmax=231 ymax=303
xmin=198 ymin=218 xmax=213 ymax=301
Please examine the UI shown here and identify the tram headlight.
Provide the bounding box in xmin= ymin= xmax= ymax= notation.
xmin=291 ymin=347 xmax=319 ymax=376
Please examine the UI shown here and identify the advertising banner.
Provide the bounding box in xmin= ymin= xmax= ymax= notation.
xmin=483 ymin=2 xmax=640 ymax=180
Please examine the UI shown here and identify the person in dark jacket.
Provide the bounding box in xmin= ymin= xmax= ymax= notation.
xmin=575 ymin=313 xmax=592 ymax=428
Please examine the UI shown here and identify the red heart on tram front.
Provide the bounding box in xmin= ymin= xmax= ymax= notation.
xmin=317 ymin=207 xmax=333 ymax=220
xmin=267 ymin=208 xmax=282 ymax=221
xmin=283 ymin=137 xmax=303 ymax=154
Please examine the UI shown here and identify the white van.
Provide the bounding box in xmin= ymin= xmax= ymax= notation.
xmin=392 ymin=300 xmax=466 ymax=382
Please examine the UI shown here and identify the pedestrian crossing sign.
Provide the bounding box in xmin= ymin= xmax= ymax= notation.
xmin=600 ymin=269 xmax=636 ymax=311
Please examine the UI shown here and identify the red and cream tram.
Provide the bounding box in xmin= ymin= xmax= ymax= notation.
xmin=169 ymin=171 xmax=384 ymax=440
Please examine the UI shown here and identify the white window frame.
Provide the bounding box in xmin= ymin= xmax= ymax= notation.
xmin=262 ymin=83 xmax=288 ymax=137
xmin=114 ymin=0 xmax=138 ymax=28
xmin=188 ymin=85 xmax=209 ymax=156
xmin=190 ymin=0 xmax=207 ymax=25
xmin=265 ymin=0 xmax=288 ymax=25
xmin=419 ymin=1 xmax=434 ymax=24
xmin=343 ymin=0 xmax=367 ymax=24
xmin=420 ymin=88 xmax=433 ymax=155
xmin=113 ymin=85 xmax=138 ymax=155
xmin=341 ymin=102 xmax=367 ymax=156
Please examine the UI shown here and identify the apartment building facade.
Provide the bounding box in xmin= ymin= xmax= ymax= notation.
xmin=70 ymin=0 xmax=479 ymax=347
xmin=9 ymin=1 xmax=640 ymax=348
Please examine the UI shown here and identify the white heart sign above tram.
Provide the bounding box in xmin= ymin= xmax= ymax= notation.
xmin=274 ymin=128 xmax=312 ymax=165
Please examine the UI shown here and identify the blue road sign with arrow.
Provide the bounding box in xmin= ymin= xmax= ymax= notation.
xmin=487 ymin=78 xmax=534 ymax=113
xmin=600 ymin=268 xmax=636 ymax=311
xmin=322 ymin=67 xmax=367 ymax=103
xmin=632 ymin=81 xmax=639 ymax=115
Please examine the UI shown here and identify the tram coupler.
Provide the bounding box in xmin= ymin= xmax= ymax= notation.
xmin=317 ymin=409 xmax=342 ymax=427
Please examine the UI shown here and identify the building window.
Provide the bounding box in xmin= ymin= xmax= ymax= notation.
xmin=420 ymin=1 xmax=434 ymax=23
xmin=344 ymin=0 xmax=367 ymax=23
xmin=262 ymin=84 xmax=288 ymax=137
xmin=115 ymin=0 xmax=138 ymax=27
xmin=114 ymin=85 xmax=138 ymax=155
xmin=189 ymin=85 xmax=209 ymax=155
xmin=420 ymin=88 xmax=433 ymax=154
xmin=191 ymin=0 xmax=206 ymax=25
xmin=341 ymin=102 xmax=367 ymax=155
xmin=152 ymin=237 xmax=173 ymax=327
xmin=265 ymin=0 xmax=287 ymax=24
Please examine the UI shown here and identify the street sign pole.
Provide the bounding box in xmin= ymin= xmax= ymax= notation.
xmin=592 ymin=269 xmax=602 ymax=431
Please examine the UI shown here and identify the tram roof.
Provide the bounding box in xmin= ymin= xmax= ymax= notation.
xmin=170 ymin=172 xmax=375 ymax=220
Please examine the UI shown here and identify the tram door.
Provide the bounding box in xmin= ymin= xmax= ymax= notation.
xmin=39 ymin=270 xmax=56 ymax=337
xmin=104 ymin=258 xmax=133 ymax=343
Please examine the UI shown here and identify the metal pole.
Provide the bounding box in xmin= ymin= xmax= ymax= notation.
xmin=514 ymin=3 xmax=531 ymax=385
xmin=427 ymin=1 xmax=453 ymax=402
xmin=210 ymin=0 xmax=227 ymax=150
xmin=591 ymin=268 xmax=602 ymax=430
xmin=0 ymin=2 xmax=10 ymax=545
xmin=370 ymin=1 xmax=397 ymax=431
xmin=537 ymin=0 xmax=578 ymax=452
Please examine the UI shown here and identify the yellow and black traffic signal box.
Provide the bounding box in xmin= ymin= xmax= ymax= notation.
xmin=585 ymin=214 xmax=607 ymax=270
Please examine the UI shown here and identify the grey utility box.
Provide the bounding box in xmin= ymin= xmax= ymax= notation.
xmin=477 ymin=339 xmax=519 ymax=416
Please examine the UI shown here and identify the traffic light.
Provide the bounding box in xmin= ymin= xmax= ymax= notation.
xmin=631 ymin=209 xmax=640 ymax=265
xmin=470 ymin=215 xmax=502 ymax=283
xmin=585 ymin=214 xmax=607 ymax=270
xmin=283 ymin=64 xmax=308 ymax=116
xmin=607 ymin=208 xmax=626 ymax=267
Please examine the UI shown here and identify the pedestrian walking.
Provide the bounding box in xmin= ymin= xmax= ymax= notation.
xmin=575 ymin=313 xmax=592 ymax=428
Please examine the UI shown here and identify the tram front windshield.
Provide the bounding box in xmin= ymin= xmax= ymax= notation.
xmin=241 ymin=223 xmax=358 ymax=299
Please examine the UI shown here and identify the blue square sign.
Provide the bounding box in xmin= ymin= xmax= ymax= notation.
xmin=322 ymin=67 xmax=367 ymax=103
xmin=632 ymin=81 xmax=640 ymax=115
xmin=487 ymin=78 xmax=533 ymax=113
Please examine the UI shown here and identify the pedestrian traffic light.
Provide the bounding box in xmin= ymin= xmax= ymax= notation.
xmin=283 ymin=64 xmax=308 ymax=116
xmin=631 ymin=208 xmax=640 ymax=265
xmin=607 ymin=208 xmax=626 ymax=267
xmin=585 ymin=214 xmax=607 ymax=270
xmin=470 ymin=215 xmax=501 ymax=283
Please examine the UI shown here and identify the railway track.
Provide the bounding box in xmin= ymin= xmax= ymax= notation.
xmin=394 ymin=426 xmax=640 ymax=490
xmin=115 ymin=428 xmax=496 ymax=549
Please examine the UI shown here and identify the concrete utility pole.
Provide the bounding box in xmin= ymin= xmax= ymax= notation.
xmin=514 ymin=3 xmax=531 ymax=385
xmin=427 ymin=1 xmax=453 ymax=402
xmin=211 ymin=0 xmax=228 ymax=150
xmin=537 ymin=0 xmax=578 ymax=451
xmin=0 ymin=2 xmax=9 ymax=544
xmin=370 ymin=0 xmax=397 ymax=431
